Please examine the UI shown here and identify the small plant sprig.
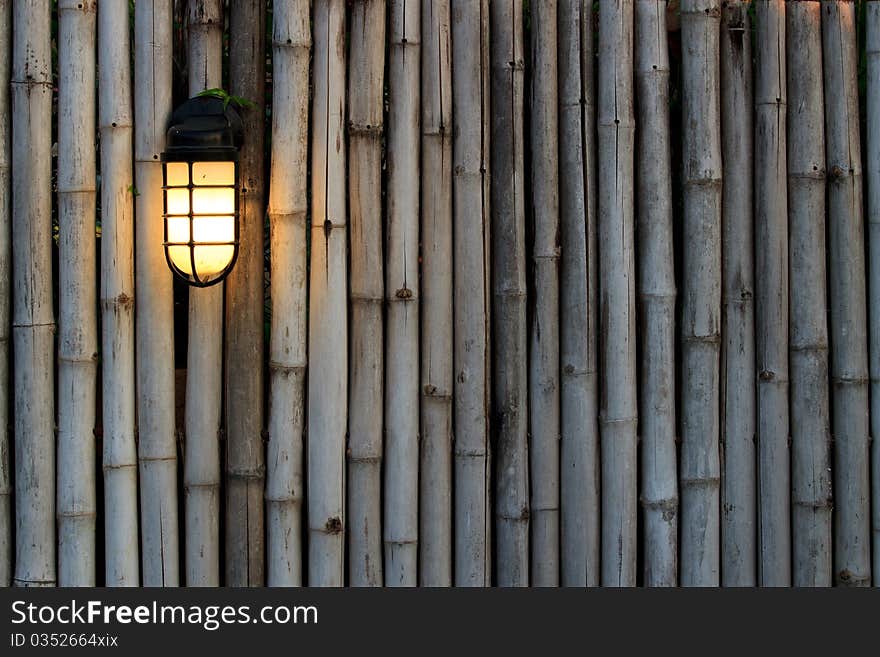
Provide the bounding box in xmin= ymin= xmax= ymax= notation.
xmin=196 ymin=88 xmax=256 ymax=110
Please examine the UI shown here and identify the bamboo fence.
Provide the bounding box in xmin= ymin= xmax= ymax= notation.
xmin=0 ymin=0 xmax=879 ymax=587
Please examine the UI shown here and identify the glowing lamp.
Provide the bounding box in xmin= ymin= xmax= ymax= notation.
xmin=162 ymin=96 xmax=243 ymax=287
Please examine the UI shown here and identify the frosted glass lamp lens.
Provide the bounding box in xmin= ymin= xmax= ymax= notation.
xmin=163 ymin=159 xmax=238 ymax=284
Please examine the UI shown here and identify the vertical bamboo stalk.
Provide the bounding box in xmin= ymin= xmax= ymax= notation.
xmin=99 ymin=0 xmax=140 ymax=587
xmin=754 ymin=0 xmax=790 ymax=587
xmin=598 ymin=0 xmax=637 ymax=587
xmin=451 ymin=0 xmax=491 ymax=587
xmin=866 ymin=0 xmax=880 ymax=584
xmin=347 ymin=0 xmax=385 ymax=588
xmin=680 ymin=0 xmax=722 ymax=587
xmin=134 ymin=0 xmax=179 ymax=586
xmin=719 ymin=0 xmax=756 ymax=588
xmin=490 ymin=0 xmax=529 ymax=588
xmin=385 ymin=0 xmax=421 ymax=587
xmin=787 ymin=0 xmax=832 ymax=588
xmin=821 ymin=0 xmax=872 ymax=588
xmin=490 ymin=0 xmax=529 ymax=586
xmin=0 ymin=0 xmax=10 ymax=588
xmin=266 ymin=0 xmax=310 ymax=587
xmin=529 ymin=0 xmax=560 ymax=588
xmin=419 ymin=0 xmax=452 ymax=587
xmin=57 ymin=0 xmax=98 ymax=587
xmin=308 ymin=0 xmax=348 ymax=587
xmin=11 ymin=0 xmax=55 ymax=587
xmin=558 ymin=0 xmax=599 ymax=588
xmin=634 ymin=0 xmax=678 ymax=587
xmin=183 ymin=0 xmax=223 ymax=587
xmin=226 ymin=0 xmax=266 ymax=588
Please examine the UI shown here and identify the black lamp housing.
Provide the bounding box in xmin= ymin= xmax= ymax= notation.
xmin=161 ymin=95 xmax=244 ymax=287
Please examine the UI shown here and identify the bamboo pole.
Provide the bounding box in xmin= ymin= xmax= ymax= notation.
xmin=308 ymin=0 xmax=348 ymax=587
xmin=266 ymin=0 xmax=310 ymax=588
xmin=265 ymin=1 xmax=307 ymax=582
xmin=634 ymin=0 xmax=678 ymax=587
xmin=0 ymin=0 xmax=10 ymax=588
xmin=11 ymin=0 xmax=55 ymax=587
xmin=529 ymin=0 xmax=560 ymax=588
xmin=57 ymin=0 xmax=98 ymax=587
xmin=98 ymin=0 xmax=140 ymax=587
xmin=559 ymin=0 xmax=599 ymax=589
xmin=680 ymin=0 xmax=722 ymax=587
xmin=490 ymin=0 xmax=529 ymax=588
xmin=598 ymin=0 xmax=637 ymax=587
xmin=787 ymin=0 xmax=832 ymax=588
xmin=754 ymin=0 xmax=790 ymax=587
xmin=226 ymin=0 xmax=266 ymax=588
xmin=866 ymin=0 xmax=880 ymax=585
xmin=489 ymin=0 xmax=529 ymax=586
xmin=183 ymin=0 xmax=223 ymax=587
xmin=821 ymin=0 xmax=872 ymax=588
xmin=419 ymin=0 xmax=452 ymax=587
xmin=719 ymin=0 xmax=756 ymax=588
xmin=347 ymin=0 xmax=385 ymax=588
xmin=134 ymin=0 xmax=179 ymax=586
xmin=385 ymin=0 xmax=420 ymax=587
xmin=451 ymin=0 xmax=491 ymax=587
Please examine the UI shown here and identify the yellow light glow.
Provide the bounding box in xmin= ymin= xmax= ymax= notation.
xmin=166 ymin=162 xmax=190 ymax=186
xmin=166 ymin=189 xmax=190 ymax=215
xmin=164 ymin=160 xmax=237 ymax=284
xmin=193 ymin=187 xmax=235 ymax=215
xmin=193 ymin=161 xmax=234 ymax=186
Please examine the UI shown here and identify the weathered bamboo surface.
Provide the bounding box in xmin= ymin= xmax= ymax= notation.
xmin=57 ymin=0 xmax=98 ymax=587
xmin=719 ymin=0 xmax=756 ymax=588
xmin=226 ymin=0 xmax=267 ymax=588
xmin=754 ymin=0 xmax=790 ymax=587
xmin=787 ymin=0 xmax=832 ymax=588
xmin=680 ymin=0 xmax=722 ymax=587
xmin=1 ymin=0 xmax=878 ymax=588
xmin=133 ymin=0 xmax=179 ymax=587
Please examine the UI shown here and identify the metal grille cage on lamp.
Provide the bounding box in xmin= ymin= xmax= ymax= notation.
xmin=162 ymin=95 xmax=243 ymax=287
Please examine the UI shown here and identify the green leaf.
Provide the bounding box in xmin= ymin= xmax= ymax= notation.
xmin=197 ymin=88 xmax=229 ymax=101
xmin=196 ymin=88 xmax=257 ymax=111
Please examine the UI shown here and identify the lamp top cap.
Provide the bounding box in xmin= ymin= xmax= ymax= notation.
xmin=164 ymin=95 xmax=244 ymax=158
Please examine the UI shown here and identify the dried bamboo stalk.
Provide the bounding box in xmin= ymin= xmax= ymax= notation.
xmin=559 ymin=0 xmax=599 ymax=588
xmin=598 ymin=0 xmax=638 ymax=587
xmin=308 ymin=0 xmax=348 ymax=587
xmin=266 ymin=0 xmax=310 ymax=587
xmin=225 ymin=0 xmax=266 ymax=588
xmin=451 ymin=0 xmax=492 ymax=587
xmin=0 ymin=0 xmax=10 ymax=588
xmin=12 ymin=0 xmax=55 ymax=587
xmin=98 ymin=0 xmax=139 ymax=588
xmin=419 ymin=0 xmax=452 ymax=587
xmin=385 ymin=0 xmax=420 ymax=587
xmin=529 ymin=0 xmax=561 ymax=587
xmin=719 ymin=0 xmax=756 ymax=588
xmin=490 ymin=0 xmax=529 ymax=588
xmin=821 ymin=0 xmax=872 ymax=588
xmin=134 ymin=0 xmax=179 ymax=586
xmin=183 ymin=0 xmax=223 ymax=587
xmin=866 ymin=0 xmax=880 ymax=585
xmin=57 ymin=0 xmax=98 ymax=587
xmin=787 ymin=0 xmax=832 ymax=588
xmin=680 ymin=0 xmax=722 ymax=587
xmin=347 ymin=0 xmax=385 ymax=588
xmin=634 ymin=0 xmax=678 ymax=587
xmin=754 ymin=0 xmax=791 ymax=587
